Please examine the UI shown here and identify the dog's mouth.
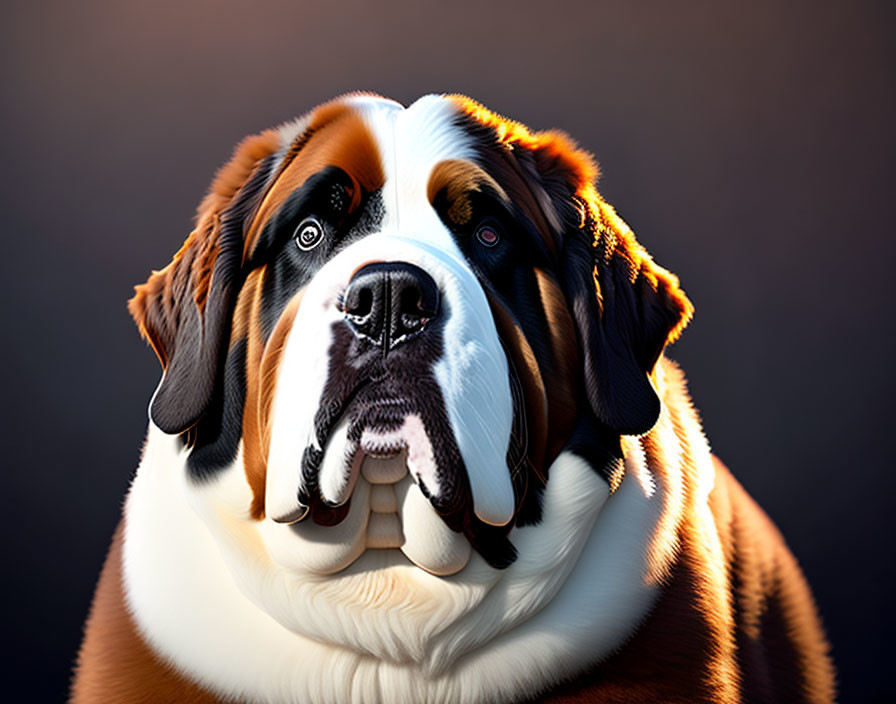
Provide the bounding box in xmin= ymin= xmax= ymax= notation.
xmin=269 ymin=390 xmax=471 ymax=575
xmin=298 ymin=383 xmax=461 ymax=503
xmin=263 ymin=304 xmax=528 ymax=574
xmin=273 ymin=366 xmax=525 ymax=574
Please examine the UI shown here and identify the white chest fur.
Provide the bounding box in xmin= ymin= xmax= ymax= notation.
xmin=123 ymin=418 xmax=686 ymax=704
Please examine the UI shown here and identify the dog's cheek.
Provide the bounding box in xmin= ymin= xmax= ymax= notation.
xmin=264 ymin=284 xmax=342 ymax=524
xmin=534 ymin=268 xmax=581 ymax=463
xmin=241 ymin=276 xmax=303 ymax=520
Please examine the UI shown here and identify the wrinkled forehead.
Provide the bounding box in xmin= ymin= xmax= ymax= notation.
xmin=249 ymin=95 xmax=477 ymax=247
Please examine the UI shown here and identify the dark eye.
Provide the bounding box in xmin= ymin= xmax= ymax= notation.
xmin=475 ymin=221 xmax=501 ymax=248
xmin=295 ymin=217 xmax=324 ymax=251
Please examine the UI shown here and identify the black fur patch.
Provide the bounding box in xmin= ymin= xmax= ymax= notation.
xmin=185 ymin=167 xmax=384 ymax=482
xmin=186 ymin=338 xmax=248 ymax=480
xmin=564 ymin=415 xmax=625 ymax=486
xmin=152 ymin=152 xmax=279 ymax=436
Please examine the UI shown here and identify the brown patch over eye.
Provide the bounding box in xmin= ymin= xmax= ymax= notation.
xmin=243 ymin=104 xmax=386 ymax=261
xmin=427 ymin=159 xmax=508 ymax=226
xmin=447 ymin=95 xmax=604 ymax=260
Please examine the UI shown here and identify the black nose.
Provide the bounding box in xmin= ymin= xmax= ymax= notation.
xmin=343 ymin=262 xmax=440 ymax=349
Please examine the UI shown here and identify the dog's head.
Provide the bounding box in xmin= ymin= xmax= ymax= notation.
xmin=129 ymin=94 xmax=692 ymax=661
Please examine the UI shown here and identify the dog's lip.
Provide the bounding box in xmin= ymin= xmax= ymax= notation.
xmin=313 ymin=402 xmax=411 ymax=509
xmin=322 ymin=391 xmax=412 ymax=452
xmin=271 ymin=504 xmax=310 ymax=525
xmin=318 ymin=442 xmax=405 ymax=508
xmin=359 ymin=426 xmax=407 ymax=458
xmin=364 ymin=448 xmax=402 ymax=459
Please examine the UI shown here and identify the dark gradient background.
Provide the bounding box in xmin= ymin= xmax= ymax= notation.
xmin=2 ymin=1 xmax=892 ymax=701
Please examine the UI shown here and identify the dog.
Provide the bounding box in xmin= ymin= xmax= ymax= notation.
xmin=71 ymin=94 xmax=836 ymax=703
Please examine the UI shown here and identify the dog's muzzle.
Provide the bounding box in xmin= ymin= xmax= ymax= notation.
xmin=263 ymin=234 xmax=517 ymax=574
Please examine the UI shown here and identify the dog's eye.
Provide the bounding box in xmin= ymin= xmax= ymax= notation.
xmin=475 ymin=221 xmax=501 ymax=248
xmin=295 ymin=217 xmax=324 ymax=251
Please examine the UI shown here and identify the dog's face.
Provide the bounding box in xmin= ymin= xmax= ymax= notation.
xmin=129 ymin=94 xmax=692 ymax=666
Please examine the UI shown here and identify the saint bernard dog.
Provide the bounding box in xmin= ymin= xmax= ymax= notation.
xmin=72 ymin=94 xmax=836 ymax=703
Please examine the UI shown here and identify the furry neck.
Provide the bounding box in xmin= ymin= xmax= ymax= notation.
xmin=122 ymin=359 xmax=712 ymax=703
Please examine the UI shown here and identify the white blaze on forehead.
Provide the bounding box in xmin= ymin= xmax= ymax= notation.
xmin=266 ymin=95 xmax=514 ymax=529
xmin=352 ymin=94 xmax=476 ymax=234
xmin=369 ymin=96 xmax=515 ymax=526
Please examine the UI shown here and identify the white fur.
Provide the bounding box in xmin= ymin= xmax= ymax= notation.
xmin=317 ymin=416 xmax=359 ymax=506
xmin=264 ymin=276 xmax=341 ymax=522
xmin=124 ymin=419 xmax=687 ymax=703
xmin=123 ymin=95 xmax=707 ymax=703
xmin=394 ymin=472 xmax=472 ymax=576
xmin=357 ymin=94 xmax=516 ymax=526
xmin=273 ymin=113 xmax=312 ymax=172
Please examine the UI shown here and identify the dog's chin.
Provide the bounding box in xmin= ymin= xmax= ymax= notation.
xmin=265 ymin=435 xmax=473 ymax=577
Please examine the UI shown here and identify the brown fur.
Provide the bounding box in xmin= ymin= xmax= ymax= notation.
xmin=70 ymin=522 xmax=223 ymax=704
xmin=244 ymin=104 xmax=385 ymax=260
xmin=449 ymin=94 xmax=599 ymax=257
xmin=237 ymin=268 xmax=269 ymax=519
xmin=531 ymin=365 xmax=836 ymax=704
xmin=129 ymin=130 xmax=281 ymax=365
xmin=533 ymin=459 xmax=835 ymax=704
xmin=427 ymin=159 xmax=509 ymax=226
xmin=72 ymin=371 xmax=835 ymax=704
xmin=249 ymin=292 xmax=303 ymax=519
xmin=444 ymin=98 xmax=832 ymax=700
xmin=452 ymin=96 xmax=693 ymax=356
xmin=532 ymin=268 xmax=580 ymax=462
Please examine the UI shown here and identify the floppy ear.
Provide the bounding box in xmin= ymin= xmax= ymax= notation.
xmin=512 ymin=132 xmax=693 ymax=436
xmin=561 ymin=189 xmax=693 ymax=435
xmin=452 ymin=94 xmax=693 ymax=437
xmin=128 ymin=132 xmax=280 ymax=434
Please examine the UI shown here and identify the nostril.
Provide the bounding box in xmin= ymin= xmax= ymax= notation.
xmin=399 ymin=287 xmax=421 ymax=314
xmin=343 ymin=273 xmax=383 ymax=344
xmin=398 ymin=288 xmax=425 ymax=330
xmin=345 ymin=286 xmax=374 ymax=319
xmin=391 ymin=272 xmax=439 ymax=346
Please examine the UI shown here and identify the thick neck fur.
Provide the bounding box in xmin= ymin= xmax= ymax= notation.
xmin=121 ymin=357 xmax=717 ymax=704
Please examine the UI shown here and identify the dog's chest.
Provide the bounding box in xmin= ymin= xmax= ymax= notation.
xmin=121 ymin=427 xmax=675 ymax=704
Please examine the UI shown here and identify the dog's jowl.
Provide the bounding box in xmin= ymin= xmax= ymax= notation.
xmin=71 ymin=95 xmax=836 ymax=704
